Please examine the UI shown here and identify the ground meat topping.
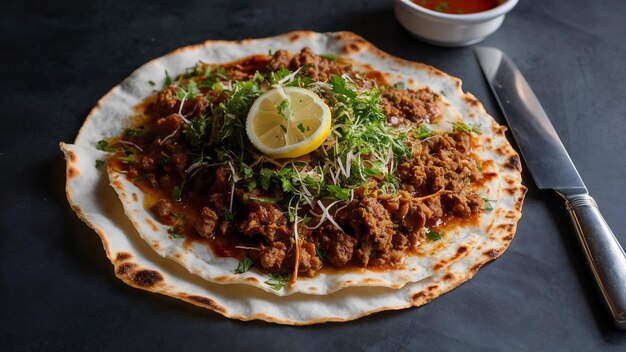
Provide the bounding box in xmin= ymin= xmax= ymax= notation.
xmin=288 ymin=47 xmax=352 ymax=81
xmin=249 ymin=242 xmax=287 ymax=272
xmin=297 ymin=242 xmax=323 ymax=278
xmin=195 ymin=207 xmax=219 ymax=239
xmin=237 ymin=202 xmax=290 ymax=242
xmin=154 ymin=199 xmax=173 ymax=217
xmin=268 ymin=49 xmax=292 ymax=71
xmin=318 ymin=223 xmax=357 ymax=267
xmin=350 ymin=197 xmax=395 ymax=266
xmin=380 ymin=86 xmax=441 ymax=125
xmin=110 ymin=48 xmax=488 ymax=280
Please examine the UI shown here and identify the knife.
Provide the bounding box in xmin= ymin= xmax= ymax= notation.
xmin=475 ymin=47 xmax=626 ymax=329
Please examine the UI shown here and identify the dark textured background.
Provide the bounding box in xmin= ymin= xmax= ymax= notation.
xmin=2 ymin=0 xmax=626 ymax=350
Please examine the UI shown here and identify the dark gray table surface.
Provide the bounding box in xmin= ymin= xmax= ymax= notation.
xmin=2 ymin=0 xmax=626 ymax=350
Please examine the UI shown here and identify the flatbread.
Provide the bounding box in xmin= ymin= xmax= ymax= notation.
xmin=61 ymin=31 xmax=526 ymax=323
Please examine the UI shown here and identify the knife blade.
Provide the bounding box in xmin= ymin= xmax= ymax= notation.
xmin=475 ymin=47 xmax=626 ymax=329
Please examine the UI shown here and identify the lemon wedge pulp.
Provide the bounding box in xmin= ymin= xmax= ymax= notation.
xmin=246 ymin=87 xmax=331 ymax=159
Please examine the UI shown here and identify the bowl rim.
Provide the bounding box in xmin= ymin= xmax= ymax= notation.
xmin=397 ymin=0 xmax=519 ymax=22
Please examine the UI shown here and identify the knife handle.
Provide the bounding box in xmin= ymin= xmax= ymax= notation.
xmin=565 ymin=194 xmax=626 ymax=329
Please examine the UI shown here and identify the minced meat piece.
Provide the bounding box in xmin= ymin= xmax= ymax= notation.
xmin=441 ymin=191 xmax=483 ymax=218
xmin=268 ymin=49 xmax=292 ymax=71
xmin=156 ymin=114 xmax=184 ymax=142
xmin=164 ymin=144 xmax=189 ymax=173
xmin=351 ymin=197 xmax=394 ymax=266
xmin=288 ymin=47 xmax=351 ymax=81
xmin=298 ymin=242 xmax=323 ymax=277
xmin=317 ymin=223 xmax=357 ymax=267
xmin=154 ymin=199 xmax=173 ymax=217
xmin=251 ymin=242 xmax=287 ymax=272
xmin=237 ymin=203 xmax=290 ymax=242
xmin=140 ymin=149 xmax=161 ymax=173
xmin=195 ymin=207 xmax=219 ymax=239
xmin=398 ymin=132 xmax=482 ymax=195
xmin=228 ymin=64 xmax=253 ymax=81
xmin=380 ymin=87 xmax=440 ymax=124
xmin=147 ymin=85 xmax=207 ymax=119
xmin=148 ymin=86 xmax=178 ymax=118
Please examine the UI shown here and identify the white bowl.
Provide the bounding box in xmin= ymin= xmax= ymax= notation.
xmin=394 ymin=0 xmax=519 ymax=47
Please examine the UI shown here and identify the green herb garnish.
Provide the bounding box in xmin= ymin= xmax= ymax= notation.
xmin=270 ymin=68 xmax=292 ymax=85
xmin=164 ymin=70 xmax=173 ymax=88
xmin=330 ymin=74 xmax=357 ymax=99
xmin=451 ymin=122 xmax=482 ymax=134
xmin=117 ymin=154 xmax=138 ymax=164
xmin=414 ymin=125 xmax=433 ymax=139
xmin=427 ymin=230 xmax=444 ymax=241
xmin=214 ymin=67 xmax=228 ymax=79
xmin=235 ymin=256 xmax=253 ymax=274
xmin=171 ymin=186 xmax=182 ymax=201
xmin=124 ymin=127 xmax=145 ymax=137
xmin=265 ymin=273 xmax=290 ymax=290
xmin=96 ymin=140 xmax=117 ymax=152
xmin=95 ymin=159 xmax=105 ymax=168
xmin=483 ymin=198 xmax=495 ymax=213
xmin=277 ymin=99 xmax=290 ymax=119
xmin=158 ymin=153 xmax=171 ymax=165
xmin=223 ymin=211 xmax=236 ymax=223
xmin=183 ymin=116 xmax=208 ymax=146
xmin=393 ymin=82 xmax=405 ymax=89
xmin=320 ymin=53 xmax=337 ymax=61
xmin=326 ymin=184 xmax=351 ymax=201
xmin=167 ymin=227 xmax=183 ymax=239
xmin=315 ymin=246 xmax=327 ymax=262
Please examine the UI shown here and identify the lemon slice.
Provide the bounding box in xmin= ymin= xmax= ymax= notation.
xmin=246 ymin=87 xmax=331 ymax=159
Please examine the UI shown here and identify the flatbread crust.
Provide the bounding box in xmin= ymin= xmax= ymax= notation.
xmin=61 ymin=31 xmax=526 ymax=324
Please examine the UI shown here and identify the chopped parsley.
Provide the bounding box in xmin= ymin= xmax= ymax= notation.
xmin=414 ymin=125 xmax=433 ymax=139
xmin=297 ymin=123 xmax=305 ymax=133
xmin=330 ymin=74 xmax=357 ymax=99
xmin=223 ymin=211 xmax=236 ymax=223
xmin=270 ymin=68 xmax=292 ymax=85
xmin=183 ymin=116 xmax=208 ymax=146
xmin=158 ymin=153 xmax=171 ymax=166
xmin=315 ymin=246 xmax=327 ymax=262
xmin=117 ymin=154 xmax=138 ymax=164
xmin=164 ymin=70 xmax=173 ymax=88
xmin=326 ymin=185 xmax=351 ymax=201
xmin=483 ymin=198 xmax=495 ymax=213
xmin=167 ymin=227 xmax=183 ymax=239
xmin=235 ymin=256 xmax=253 ymax=274
xmin=243 ymin=195 xmax=280 ymax=204
xmin=124 ymin=127 xmax=145 ymax=137
xmin=96 ymin=140 xmax=117 ymax=152
xmin=171 ymin=186 xmax=182 ymax=202
xmin=265 ymin=273 xmax=290 ymax=290
xmin=451 ymin=122 xmax=482 ymax=134
xmin=95 ymin=159 xmax=105 ymax=168
xmin=320 ymin=53 xmax=337 ymax=61
xmin=426 ymin=230 xmax=444 ymax=241
xmin=277 ymin=98 xmax=290 ymax=119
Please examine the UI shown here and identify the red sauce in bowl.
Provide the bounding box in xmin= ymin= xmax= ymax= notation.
xmin=413 ymin=0 xmax=504 ymax=14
